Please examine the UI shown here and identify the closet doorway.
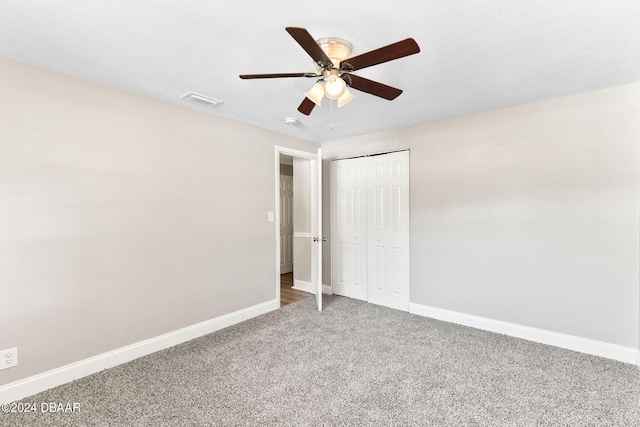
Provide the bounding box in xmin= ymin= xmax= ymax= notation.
xmin=331 ymin=150 xmax=410 ymax=311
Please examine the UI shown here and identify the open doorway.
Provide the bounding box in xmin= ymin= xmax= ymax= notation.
xmin=278 ymin=154 xmax=311 ymax=307
xmin=275 ymin=146 xmax=323 ymax=311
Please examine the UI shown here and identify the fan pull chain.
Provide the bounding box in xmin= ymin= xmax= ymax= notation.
xmin=329 ymin=99 xmax=334 ymax=131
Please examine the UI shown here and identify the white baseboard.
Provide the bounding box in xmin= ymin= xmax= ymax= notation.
xmin=292 ymin=280 xmax=332 ymax=295
xmin=409 ymin=303 xmax=638 ymax=365
xmin=0 ymin=299 xmax=279 ymax=404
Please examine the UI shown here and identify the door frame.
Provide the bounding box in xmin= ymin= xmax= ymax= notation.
xmin=275 ymin=146 xmax=322 ymax=309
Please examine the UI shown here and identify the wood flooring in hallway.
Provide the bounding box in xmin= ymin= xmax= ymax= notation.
xmin=280 ymin=272 xmax=312 ymax=307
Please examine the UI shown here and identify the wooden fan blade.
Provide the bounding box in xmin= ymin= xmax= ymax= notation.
xmin=286 ymin=27 xmax=333 ymax=69
xmin=298 ymin=97 xmax=315 ymax=115
xmin=239 ymin=72 xmax=318 ymax=79
xmin=346 ymin=74 xmax=403 ymax=100
xmin=340 ymin=38 xmax=420 ymax=72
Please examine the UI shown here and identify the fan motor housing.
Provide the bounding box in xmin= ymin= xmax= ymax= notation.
xmin=315 ymin=37 xmax=353 ymax=68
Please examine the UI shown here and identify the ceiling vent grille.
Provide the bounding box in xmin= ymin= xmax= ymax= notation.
xmin=180 ymin=92 xmax=223 ymax=107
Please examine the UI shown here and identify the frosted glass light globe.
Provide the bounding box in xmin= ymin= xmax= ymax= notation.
xmin=323 ymin=75 xmax=346 ymax=100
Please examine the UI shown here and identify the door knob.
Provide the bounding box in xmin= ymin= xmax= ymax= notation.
xmin=313 ymin=237 xmax=327 ymax=242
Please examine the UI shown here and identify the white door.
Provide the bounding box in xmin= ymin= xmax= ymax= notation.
xmin=279 ymin=175 xmax=294 ymax=274
xmin=311 ymin=148 xmax=323 ymax=311
xmin=366 ymin=151 xmax=410 ymax=311
xmin=331 ymin=156 xmax=368 ymax=301
xmin=330 ymin=151 xmax=410 ymax=311
xmin=277 ymin=146 xmax=323 ymax=312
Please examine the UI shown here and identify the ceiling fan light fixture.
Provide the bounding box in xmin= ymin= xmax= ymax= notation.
xmin=240 ymin=27 xmax=421 ymax=116
xmin=304 ymin=82 xmax=324 ymax=106
xmin=337 ymin=88 xmax=355 ymax=108
xmin=324 ymin=73 xmax=346 ymax=100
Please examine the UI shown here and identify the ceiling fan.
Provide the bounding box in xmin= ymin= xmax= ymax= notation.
xmin=239 ymin=27 xmax=420 ymax=115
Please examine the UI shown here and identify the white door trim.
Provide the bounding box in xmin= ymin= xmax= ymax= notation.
xmin=275 ymin=146 xmax=321 ymax=307
xmin=312 ymin=148 xmax=323 ymax=311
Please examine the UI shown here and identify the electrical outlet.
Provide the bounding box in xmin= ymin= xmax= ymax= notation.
xmin=0 ymin=347 xmax=18 ymax=370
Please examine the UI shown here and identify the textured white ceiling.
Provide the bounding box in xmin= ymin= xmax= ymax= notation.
xmin=1 ymin=1 xmax=639 ymax=143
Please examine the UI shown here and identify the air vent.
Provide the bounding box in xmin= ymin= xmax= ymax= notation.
xmin=180 ymin=92 xmax=223 ymax=107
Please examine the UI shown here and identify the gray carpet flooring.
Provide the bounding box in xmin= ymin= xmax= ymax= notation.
xmin=3 ymin=295 xmax=640 ymax=426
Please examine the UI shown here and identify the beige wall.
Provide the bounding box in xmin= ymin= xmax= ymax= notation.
xmin=323 ymin=83 xmax=640 ymax=348
xmin=0 ymin=56 xmax=318 ymax=386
